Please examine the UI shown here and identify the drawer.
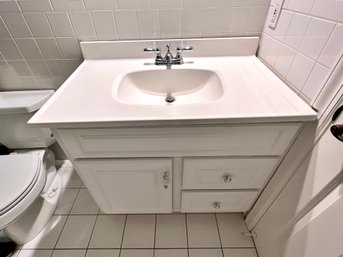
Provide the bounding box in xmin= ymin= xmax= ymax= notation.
xmin=56 ymin=123 xmax=300 ymax=158
xmin=181 ymin=191 xmax=259 ymax=212
xmin=74 ymin=158 xmax=172 ymax=214
xmin=183 ymin=157 xmax=279 ymax=189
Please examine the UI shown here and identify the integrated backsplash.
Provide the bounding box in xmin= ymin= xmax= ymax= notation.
xmin=258 ymin=0 xmax=343 ymax=104
xmin=0 ymin=0 xmax=270 ymax=91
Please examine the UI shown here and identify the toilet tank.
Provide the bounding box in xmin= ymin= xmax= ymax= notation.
xmin=0 ymin=90 xmax=55 ymax=149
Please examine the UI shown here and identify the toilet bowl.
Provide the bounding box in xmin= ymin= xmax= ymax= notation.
xmin=0 ymin=149 xmax=62 ymax=244
xmin=0 ymin=90 xmax=61 ymax=244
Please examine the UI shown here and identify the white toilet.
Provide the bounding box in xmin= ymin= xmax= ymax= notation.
xmin=0 ymin=90 xmax=62 ymax=244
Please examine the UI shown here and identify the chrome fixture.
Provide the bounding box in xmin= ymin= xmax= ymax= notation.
xmin=144 ymin=44 xmax=193 ymax=67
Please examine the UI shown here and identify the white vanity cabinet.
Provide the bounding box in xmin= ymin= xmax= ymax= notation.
xmin=54 ymin=122 xmax=301 ymax=214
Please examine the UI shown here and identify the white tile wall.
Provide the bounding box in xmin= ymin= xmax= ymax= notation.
xmin=258 ymin=0 xmax=343 ymax=104
xmin=0 ymin=0 xmax=271 ymax=91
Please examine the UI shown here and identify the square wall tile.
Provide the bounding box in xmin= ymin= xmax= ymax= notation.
xmin=86 ymin=250 xmax=119 ymax=257
xmin=217 ymin=213 xmax=255 ymax=247
xmin=46 ymin=12 xmax=75 ymax=37
xmin=159 ymin=9 xmax=181 ymax=38
xmin=8 ymin=61 xmax=32 ymax=77
xmin=23 ymin=216 xmax=67 ymax=249
xmin=84 ymin=0 xmax=117 ymax=10
xmin=302 ymin=63 xmax=330 ymax=102
xmin=36 ymin=38 xmax=63 ymax=59
xmin=70 ymin=189 xmax=99 ymax=215
xmin=46 ymin=60 xmax=69 ymax=77
xmin=284 ymin=13 xmax=311 ymax=50
xmin=17 ymin=0 xmax=53 ymax=12
xmin=150 ymin=0 xmax=182 ymax=8
xmin=264 ymin=9 xmax=293 ymax=41
xmin=226 ymin=7 xmax=249 ymax=34
xmin=122 ymin=215 xmax=155 ymax=248
xmin=89 ymin=215 xmax=125 ymax=248
xmin=56 ymin=38 xmax=82 ymax=59
xmin=274 ymin=43 xmax=297 ymax=77
xmin=50 ymin=0 xmax=85 ymax=11
xmin=311 ymin=0 xmax=343 ymax=23
xmin=286 ymin=53 xmax=315 ymax=91
xmin=189 ymin=249 xmax=223 ymax=257
xmin=286 ymin=0 xmax=316 ymax=14
xmin=187 ymin=214 xmax=221 ymax=248
xmin=137 ymin=10 xmax=159 ymax=37
xmin=27 ymin=60 xmax=51 ymax=77
xmin=114 ymin=10 xmax=139 ymax=39
xmin=319 ymin=24 xmax=343 ymax=69
xmin=56 ymin=215 xmax=96 ymax=249
xmin=155 ymin=214 xmax=187 ymax=248
xmin=0 ymin=1 xmax=21 ymax=12
xmin=117 ymin=0 xmax=149 ymax=9
xmin=181 ymin=8 xmax=204 ymax=36
xmin=0 ymin=18 xmax=12 ymax=38
xmin=0 ymin=39 xmax=23 ymax=60
xmin=246 ymin=6 xmax=269 ymax=33
xmin=24 ymin=13 xmax=53 ymax=37
xmin=1 ymin=13 xmax=32 ymax=38
xmin=69 ymin=12 xmax=96 ymax=39
xmin=15 ymin=39 xmax=43 ymax=60
xmin=298 ymin=17 xmax=335 ymax=60
xmin=92 ymin=11 xmax=117 ymax=40
xmin=203 ymin=8 xmax=229 ymax=34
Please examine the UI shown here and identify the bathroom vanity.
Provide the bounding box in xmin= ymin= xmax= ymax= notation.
xmin=29 ymin=38 xmax=317 ymax=214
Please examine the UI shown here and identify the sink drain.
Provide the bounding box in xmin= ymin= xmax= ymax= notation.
xmin=165 ymin=95 xmax=175 ymax=103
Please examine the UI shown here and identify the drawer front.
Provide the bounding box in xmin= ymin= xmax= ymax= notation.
xmin=181 ymin=191 xmax=259 ymax=212
xmin=183 ymin=157 xmax=279 ymax=189
xmin=74 ymin=158 xmax=172 ymax=214
xmin=57 ymin=123 xmax=300 ymax=158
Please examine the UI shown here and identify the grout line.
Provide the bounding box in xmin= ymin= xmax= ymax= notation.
xmin=214 ymin=214 xmax=225 ymax=257
xmin=118 ymin=214 xmax=128 ymax=257
xmin=153 ymin=214 xmax=157 ymax=257
xmin=185 ymin=213 xmax=190 ymax=257
xmin=85 ymin=212 xmax=99 ymax=249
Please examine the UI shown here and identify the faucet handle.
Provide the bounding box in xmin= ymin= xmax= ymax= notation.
xmin=176 ymin=46 xmax=194 ymax=52
xmin=144 ymin=47 xmax=160 ymax=53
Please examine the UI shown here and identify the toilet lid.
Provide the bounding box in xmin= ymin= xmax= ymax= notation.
xmin=0 ymin=154 xmax=40 ymax=215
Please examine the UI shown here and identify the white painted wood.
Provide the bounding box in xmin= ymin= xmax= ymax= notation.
xmin=253 ymin=103 xmax=343 ymax=257
xmin=74 ymin=159 xmax=172 ymax=214
xmin=181 ymin=191 xmax=259 ymax=213
xmin=172 ymin=158 xmax=183 ymax=212
xmin=183 ymin=157 xmax=279 ymax=190
xmin=57 ymin=123 xmax=300 ymax=158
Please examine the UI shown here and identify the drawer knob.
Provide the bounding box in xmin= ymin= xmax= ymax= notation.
xmin=223 ymin=175 xmax=232 ymax=183
xmin=213 ymin=202 xmax=221 ymax=209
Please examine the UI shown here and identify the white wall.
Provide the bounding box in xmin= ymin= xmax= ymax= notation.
xmin=0 ymin=0 xmax=270 ymax=91
xmin=258 ymin=0 xmax=343 ymax=105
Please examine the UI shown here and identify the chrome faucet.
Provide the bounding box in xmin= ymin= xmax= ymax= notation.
xmin=144 ymin=44 xmax=193 ymax=67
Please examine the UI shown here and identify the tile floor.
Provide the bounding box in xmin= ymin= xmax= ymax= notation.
xmin=10 ymin=162 xmax=258 ymax=257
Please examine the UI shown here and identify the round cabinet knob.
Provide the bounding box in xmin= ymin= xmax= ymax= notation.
xmin=213 ymin=202 xmax=221 ymax=209
xmin=223 ymin=175 xmax=232 ymax=183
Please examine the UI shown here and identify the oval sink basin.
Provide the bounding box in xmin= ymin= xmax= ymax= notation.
xmin=115 ymin=69 xmax=223 ymax=105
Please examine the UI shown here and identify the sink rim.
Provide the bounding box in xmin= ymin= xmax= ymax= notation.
xmin=113 ymin=67 xmax=225 ymax=106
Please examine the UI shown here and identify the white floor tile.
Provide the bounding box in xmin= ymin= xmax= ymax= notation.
xmin=89 ymin=215 xmax=126 ymax=248
xmin=216 ymin=214 xmax=254 ymax=247
xmin=18 ymin=250 xmax=53 ymax=257
xmin=223 ymin=248 xmax=258 ymax=257
xmin=54 ymin=189 xmax=79 ymax=214
xmin=56 ymin=215 xmax=96 ymax=249
xmin=189 ymin=249 xmax=223 ymax=257
xmin=187 ymin=214 xmax=221 ymax=248
xmin=22 ymin=216 xmax=67 ymax=249
xmin=154 ymin=249 xmax=188 ymax=257
xmin=62 ymin=167 xmax=83 ymax=189
xmin=122 ymin=215 xmax=155 ymax=249
xmin=70 ymin=189 xmax=99 ymax=215
xmin=86 ymin=249 xmax=120 ymax=257
xmin=52 ymin=250 xmax=86 ymax=257
xmin=155 ymin=214 xmax=187 ymax=248
xmin=120 ymin=250 xmax=153 ymax=257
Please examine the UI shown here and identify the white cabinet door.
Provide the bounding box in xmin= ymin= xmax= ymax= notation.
xmin=74 ymin=159 xmax=172 ymax=214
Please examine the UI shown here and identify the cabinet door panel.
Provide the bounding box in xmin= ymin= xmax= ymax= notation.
xmin=74 ymin=159 xmax=172 ymax=214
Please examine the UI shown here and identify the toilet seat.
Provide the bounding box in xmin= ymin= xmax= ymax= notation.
xmin=0 ymin=154 xmax=46 ymax=230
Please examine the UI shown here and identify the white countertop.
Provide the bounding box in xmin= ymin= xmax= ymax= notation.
xmin=29 ymin=55 xmax=317 ymax=128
